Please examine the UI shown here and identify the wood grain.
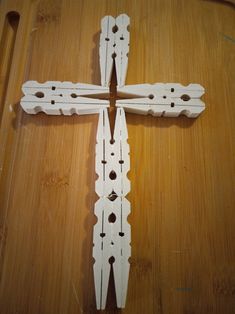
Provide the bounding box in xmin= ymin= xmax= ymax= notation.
xmin=0 ymin=0 xmax=235 ymax=313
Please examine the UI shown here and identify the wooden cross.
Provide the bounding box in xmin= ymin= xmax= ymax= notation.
xmin=20 ymin=14 xmax=205 ymax=310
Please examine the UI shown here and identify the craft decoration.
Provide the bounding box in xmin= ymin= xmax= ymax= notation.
xmin=20 ymin=13 xmax=205 ymax=309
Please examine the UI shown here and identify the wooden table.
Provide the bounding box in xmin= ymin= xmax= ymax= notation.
xmin=0 ymin=1 xmax=235 ymax=313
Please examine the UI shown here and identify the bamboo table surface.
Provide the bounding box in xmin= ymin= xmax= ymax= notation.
xmin=0 ymin=0 xmax=235 ymax=313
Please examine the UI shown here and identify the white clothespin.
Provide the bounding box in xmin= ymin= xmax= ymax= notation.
xmin=93 ymin=107 xmax=130 ymax=309
xmin=117 ymin=83 xmax=205 ymax=117
xmin=100 ymin=14 xmax=130 ymax=87
xmin=21 ymin=81 xmax=109 ymax=115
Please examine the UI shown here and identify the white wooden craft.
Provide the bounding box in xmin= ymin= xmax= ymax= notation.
xmin=19 ymin=13 xmax=206 ymax=310
xmin=117 ymin=83 xmax=205 ymax=117
xmin=93 ymin=107 xmax=130 ymax=309
xmin=21 ymin=81 xmax=109 ymax=115
xmin=99 ymin=14 xmax=130 ymax=87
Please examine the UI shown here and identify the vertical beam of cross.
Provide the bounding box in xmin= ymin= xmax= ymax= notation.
xmin=93 ymin=14 xmax=131 ymax=310
xmin=93 ymin=106 xmax=130 ymax=309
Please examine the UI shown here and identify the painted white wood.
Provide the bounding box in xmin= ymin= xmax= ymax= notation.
xmin=117 ymin=83 xmax=205 ymax=98
xmin=93 ymin=108 xmax=130 ymax=310
xmin=99 ymin=16 xmax=116 ymax=87
xmin=116 ymin=83 xmax=205 ymax=117
xmin=19 ymin=13 xmax=206 ymax=311
xmin=114 ymin=14 xmax=130 ymax=87
xmin=95 ymin=109 xmax=130 ymax=197
xmin=21 ymin=81 xmax=109 ymax=115
xmin=22 ymin=80 xmax=110 ymax=95
xmin=99 ymin=14 xmax=130 ymax=87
